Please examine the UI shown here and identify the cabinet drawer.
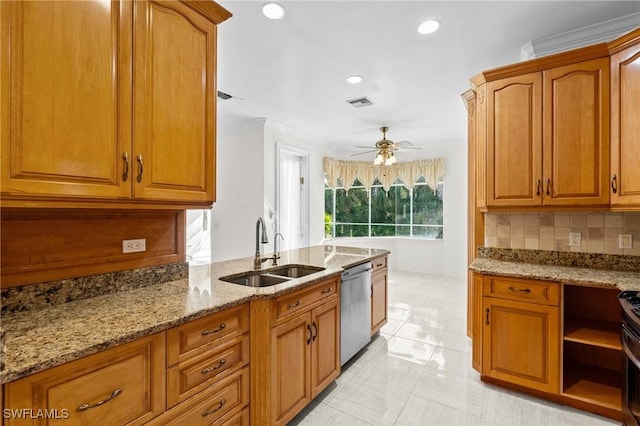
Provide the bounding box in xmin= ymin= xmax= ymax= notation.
xmin=168 ymin=304 xmax=249 ymax=365
xmin=150 ymin=367 xmax=249 ymax=426
xmin=273 ymin=277 xmax=339 ymax=323
xmin=4 ymin=333 xmax=165 ymax=426
xmin=483 ymin=276 xmax=559 ymax=306
xmin=213 ymin=406 xmax=249 ymax=426
xmin=371 ymin=256 xmax=387 ymax=273
xmin=167 ymin=334 xmax=249 ymax=408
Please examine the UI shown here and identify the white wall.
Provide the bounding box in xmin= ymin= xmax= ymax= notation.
xmin=210 ymin=120 xmax=265 ymax=262
xmin=210 ymin=118 xmax=468 ymax=278
xmin=327 ymin=142 xmax=468 ymax=278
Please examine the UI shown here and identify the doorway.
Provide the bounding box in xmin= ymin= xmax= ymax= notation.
xmin=276 ymin=144 xmax=309 ymax=251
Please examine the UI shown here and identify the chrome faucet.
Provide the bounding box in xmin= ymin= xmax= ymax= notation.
xmin=271 ymin=233 xmax=284 ymax=265
xmin=254 ymin=217 xmax=270 ymax=269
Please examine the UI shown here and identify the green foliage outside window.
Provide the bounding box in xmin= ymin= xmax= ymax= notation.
xmin=324 ymin=177 xmax=443 ymax=239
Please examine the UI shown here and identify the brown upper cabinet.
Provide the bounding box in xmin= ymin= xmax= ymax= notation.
xmin=610 ymin=29 xmax=640 ymax=207
xmin=0 ymin=0 xmax=231 ymax=209
xmin=483 ymin=58 xmax=610 ymax=208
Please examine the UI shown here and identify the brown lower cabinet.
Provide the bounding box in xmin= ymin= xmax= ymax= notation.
xmin=371 ymin=256 xmax=388 ymax=335
xmin=472 ymin=273 xmax=622 ymax=420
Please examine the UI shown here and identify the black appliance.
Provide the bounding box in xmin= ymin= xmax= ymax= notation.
xmin=620 ymin=290 xmax=640 ymax=426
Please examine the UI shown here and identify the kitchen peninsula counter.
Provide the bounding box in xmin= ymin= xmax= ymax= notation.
xmin=0 ymin=245 xmax=389 ymax=384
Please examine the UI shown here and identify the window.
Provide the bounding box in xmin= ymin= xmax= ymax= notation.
xmin=325 ymin=177 xmax=443 ymax=239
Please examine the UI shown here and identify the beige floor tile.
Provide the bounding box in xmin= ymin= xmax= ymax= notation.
xmin=395 ymin=395 xmax=481 ymax=426
xmin=412 ymin=368 xmax=485 ymax=417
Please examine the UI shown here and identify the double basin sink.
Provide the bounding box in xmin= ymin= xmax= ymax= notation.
xmin=219 ymin=264 xmax=326 ymax=287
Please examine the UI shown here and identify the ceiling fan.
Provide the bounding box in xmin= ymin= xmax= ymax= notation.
xmin=352 ymin=126 xmax=422 ymax=165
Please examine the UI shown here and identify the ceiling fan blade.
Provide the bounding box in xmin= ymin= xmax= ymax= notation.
xmin=355 ymin=145 xmax=376 ymax=149
xmin=399 ymin=146 xmax=423 ymax=150
xmin=395 ymin=140 xmax=414 ymax=146
xmin=351 ymin=150 xmax=378 ymax=156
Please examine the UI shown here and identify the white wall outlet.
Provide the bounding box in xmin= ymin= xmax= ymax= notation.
xmin=619 ymin=234 xmax=633 ymax=249
xmin=569 ymin=232 xmax=581 ymax=247
xmin=123 ymin=238 xmax=146 ymax=253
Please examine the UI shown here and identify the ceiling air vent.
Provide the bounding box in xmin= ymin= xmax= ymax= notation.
xmin=217 ymin=91 xmax=233 ymax=100
xmin=346 ymin=96 xmax=374 ymax=108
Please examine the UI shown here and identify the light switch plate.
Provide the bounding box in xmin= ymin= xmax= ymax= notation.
xmin=569 ymin=232 xmax=581 ymax=247
xmin=619 ymin=234 xmax=633 ymax=249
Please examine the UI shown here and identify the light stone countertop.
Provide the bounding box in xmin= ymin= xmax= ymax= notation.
xmin=1 ymin=245 xmax=389 ymax=384
xmin=470 ymin=257 xmax=640 ymax=291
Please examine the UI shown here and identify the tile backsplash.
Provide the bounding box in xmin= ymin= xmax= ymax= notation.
xmin=484 ymin=212 xmax=640 ymax=256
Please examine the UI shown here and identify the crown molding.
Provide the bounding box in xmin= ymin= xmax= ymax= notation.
xmin=521 ymin=13 xmax=640 ymax=60
xmin=217 ymin=117 xmax=267 ymax=134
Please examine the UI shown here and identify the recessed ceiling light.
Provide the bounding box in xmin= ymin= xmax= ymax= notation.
xmin=346 ymin=75 xmax=363 ymax=84
xmin=418 ymin=19 xmax=440 ymax=35
xmin=262 ymin=2 xmax=286 ymax=20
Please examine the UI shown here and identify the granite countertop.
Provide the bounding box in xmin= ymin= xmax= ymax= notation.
xmin=1 ymin=245 xmax=389 ymax=384
xmin=470 ymin=247 xmax=640 ymax=291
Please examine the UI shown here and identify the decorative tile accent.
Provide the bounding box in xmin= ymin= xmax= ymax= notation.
xmin=485 ymin=212 xmax=640 ymax=256
xmin=1 ymin=262 xmax=189 ymax=315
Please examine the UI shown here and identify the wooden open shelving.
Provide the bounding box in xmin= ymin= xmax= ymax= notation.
xmin=564 ymin=316 xmax=621 ymax=350
xmin=563 ymin=363 xmax=622 ymax=411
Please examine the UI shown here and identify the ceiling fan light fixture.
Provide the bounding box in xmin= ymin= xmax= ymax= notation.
xmin=384 ymin=151 xmax=397 ymax=166
xmin=418 ymin=19 xmax=440 ymax=35
xmin=374 ymin=151 xmax=385 ymax=166
xmin=346 ymin=75 xmax=363 ymax=84
xmin=262 ymin=2 xmax=286 ymax=20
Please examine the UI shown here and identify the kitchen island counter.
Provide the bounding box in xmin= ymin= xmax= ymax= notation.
xmin=0 ymin=245 xmax=389 ymax=384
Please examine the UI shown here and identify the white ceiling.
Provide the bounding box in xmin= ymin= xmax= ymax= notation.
xmin=216 ymin=1 xmax=640 ymax=154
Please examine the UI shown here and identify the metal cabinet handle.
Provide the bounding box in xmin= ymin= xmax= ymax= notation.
xmin=321 ymin=288 xmax=332 ymax=294
xmin=201 ymin=359 xmax=226 ymax=374
xmin=546 ymin=178 xmax=551 ymax=196
xmin=312 ymin=322 xmax=318 ymax=341
xmin=485 ymin=308 xmax=490 ymax=326
xmin=122 ymin=152 xmax=129 ymax=182
xmin=77 ymin=388 xmax=122 ymax=412
xmin=201 ymin=323 xmax=226 ymax=335
xmin=202 ymin=399 xmax=226 ymax=417
xmin=288 ymin=300 xmax=302 ymax=309
xmin=307 ymin=324 xmax=312 ymax=345
xmin=612 ymin=175 xmax=618 ymax=194
xmin=536 ymin=179 xmax=541 ymax=196
xmin=508 ymin=286 xmax=531 ymax=293
xmin=136 ymin=154 xmax=144 ymax=183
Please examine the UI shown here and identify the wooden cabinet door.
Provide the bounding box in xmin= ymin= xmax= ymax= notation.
xmin=132 ymin=0 xmax=216 ymax=204
xmin=486 ymin=73 xmax=543 ymax=206
xmin=5 ymin=333 xmax=165 ymax=426
xmin=310 ymin=298 xmax=341 ymax=398
xmin=0 ymin=1 xmax=132 ymax=200
xmin=271 ymin=314 xmax=311 ymax=426
xmin=371 ymin=269 xmax=388 ymax=335
xmin=611 ymin=36 xmax=640 ymax=206
xmin=482 ymin=297 xmax=560 ymax=393
xmin=542 ymin=58 xmax=610 ymax=206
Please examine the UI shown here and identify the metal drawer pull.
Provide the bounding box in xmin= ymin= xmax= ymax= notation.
xmin=536 ymin=179 xmax=541 ymax=196
xmin=612 ymin=175 xmax=618 ymax=193
xmin=201 ymin=323 xmax=226 ymax=335
xmin=485 ymin=308 xmax=490 ymax=325
xmin=546 ymin=178 xmax=551 ymax=196
xmin=136 ymin=154 xmax=144 ymax=183
xmin=201 ymin=359 xmax=226 ymax=374
xmin=122 ymin=152 xmax=129 ymax=182
xmin=321 ymin=288 xmax=332 ymax=294
xmin=312 ymin=322 xmax=318 ymax=341
xmin=508 ymin=286 xmax=531 ymax=293
xmin=287 ymin=300 xmax=302 ymax=309
xmin=76 ymin=388 xmax=122 ymax=412
xmin=307 ymin=324 xmax=312 ymax=345
xmin=202 ymin=399 xmax=226 ymax=417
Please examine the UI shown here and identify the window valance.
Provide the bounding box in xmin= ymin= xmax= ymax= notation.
xmin=323 ymin=157 xmax=446 ymax=192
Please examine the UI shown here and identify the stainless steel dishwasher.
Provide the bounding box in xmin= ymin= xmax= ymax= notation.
xmin=340 ymin=261 xmax=372 ymax=366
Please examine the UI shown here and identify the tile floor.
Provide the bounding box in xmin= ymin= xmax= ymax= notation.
xmin=289 ymin=271 xmax=619 ymax=426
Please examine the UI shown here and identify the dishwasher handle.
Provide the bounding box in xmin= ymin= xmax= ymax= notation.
xmin=341 ymin=268 xmax=372 ymax=281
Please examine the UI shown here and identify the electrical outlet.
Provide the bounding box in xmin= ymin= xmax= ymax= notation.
xmin=619 ymin=234 xmax=633 ymax=249
xmin=123 ymin=238 xmax=146 ymax=253
xmin=569 ymin=232 xmax=581 ymax=247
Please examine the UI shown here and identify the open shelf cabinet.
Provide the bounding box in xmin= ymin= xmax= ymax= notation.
xmin=562 ymin=285 xmax=622 ymax=418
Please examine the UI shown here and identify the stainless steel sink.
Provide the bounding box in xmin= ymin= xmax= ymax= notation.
xmin=266 ymin=265 xmax=325 ymax=278
xmin=219 ymin=264 xmax=325 ymax=287
xmin=220 ymin=272 xmax=290 ymax=287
